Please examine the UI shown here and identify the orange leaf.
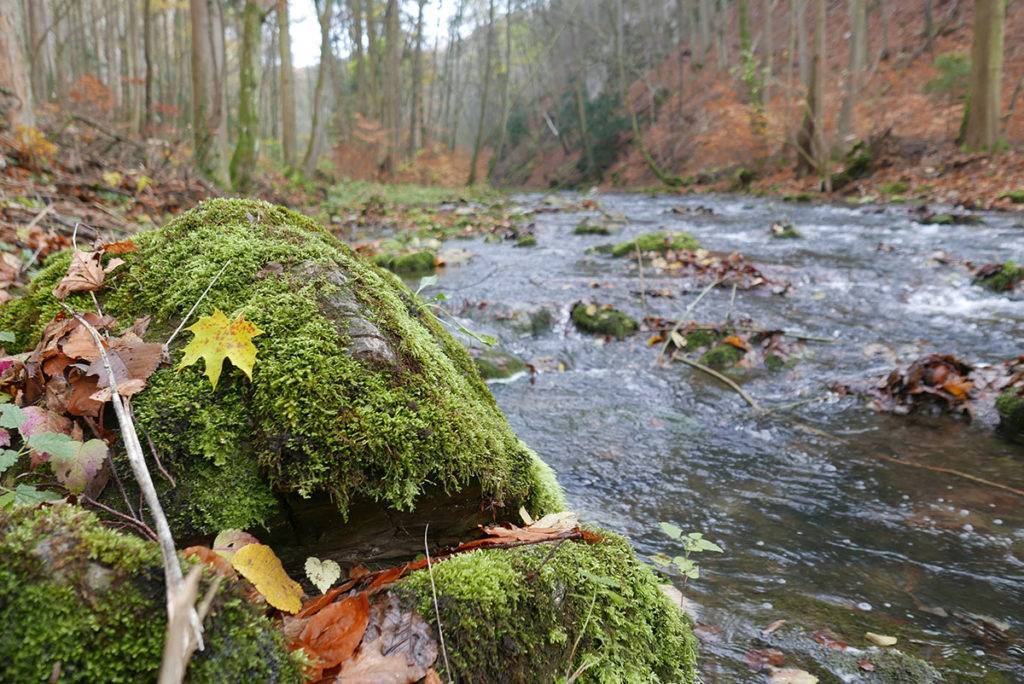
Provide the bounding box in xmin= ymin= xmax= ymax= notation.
xmin=183 ymin=546 xmax=236 ymax=578
xmin=723 ymin=335 xmax=750 ymax=350
xmin=942 ymin=379 xmax=973 ymax=398
xmin=297 ymin=592 xmax=370 ymax=670
xmin=297 ymin=581 xmax=355 ymax=619
xmin=103 ymin=239 xmax=139 ymax=255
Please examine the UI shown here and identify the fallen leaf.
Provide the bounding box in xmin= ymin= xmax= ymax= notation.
xmin=723 ymin=334 xmax=750 ymax=350
xmin=865 ymin=632 xmax=898 ymax=647
xmin=53 ymin=251 xmax=105 ymax=299
xmin=858 ymin=659 xmax=876 ymax=671
xmin=764 ymin=619 xmax=787 ymax=634
xmin=50 ymin=438 xmax=107 ymax=494
xmin=337 ymin=594 xmax=437 ymax=684
xmin=812 ymin=630 xmax=848 ymax=651
xmin=183 ymin=546 xmax=236 ymax=577
xmin=230 ymin=543 xmax=303 ymax=613
xmin=746 ymin=648 xmax=786 ymax=670
xmin=305 ymin=556 xmax=342 ymax=595
xmin=178 ymin=309 xmax=262 ymax=388
xmin=296 ymin=592 xmax=370 ymax=671
xmin=102 ymin=239 xmax=138 ymax=255
xmin=213 ymin=528 xmax=260 ymax=559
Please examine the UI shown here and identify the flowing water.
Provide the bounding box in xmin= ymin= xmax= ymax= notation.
xmin=415 ymin=193 xmax=1024 ymax=681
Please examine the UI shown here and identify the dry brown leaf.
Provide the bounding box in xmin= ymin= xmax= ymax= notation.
xmin=296 ymin=593 xmax=370 ymax=673
xmin=54 ymin=251 xmax=105 ymax=299
xmin=183 ymin=545 xmax=237 ymax=578
xmin=336 ymin=594 xmax=437 ymax=684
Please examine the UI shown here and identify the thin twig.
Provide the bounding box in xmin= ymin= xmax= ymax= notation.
xmin=105 ymin=450 xmax=137 ymax=519
xmin=164 ymin=260 xmax=232 ymax=349
xmin=871 ymin=453 xmax=1024 ymax=498
xmin=146 ymin=432 xmax=176 ymax=488
xmin=80 ymin=495 xmax=157 ymax=541
xmin=565 ymin=592 xmax=599 ymax=682
xmin=17 ymin=205 xmax=53 ymax=275
xmin=656 ymin=277 xmax=723 ymax=363
xmin=424 ymin=524 xmax=452 ymax=681
xmin=673 ymin=355 xmax=763 ymax=411
xmin=62 ymin=305 xmax=203 ymax=654
xmin=634 ymin=241 xmax=648 ymax=316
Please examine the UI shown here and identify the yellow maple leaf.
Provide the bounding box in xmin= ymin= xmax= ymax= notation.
xmin=230 ymin=543 xmax=303 ymax=614
xmin=178 ymin=309 xmax=262 ymax=388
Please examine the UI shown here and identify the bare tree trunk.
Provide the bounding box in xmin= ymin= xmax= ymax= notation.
xmin=409 ymin=0 xmax=427 ymax=156
xmin=143 ymin=0 xmax=154 ymax=128
xmin=365 ymin=0 xmax=382 ymax=118
xmin=303 ymin=0 xmax=334 ymax=175
xmin=348 ymin=0 xmax=368 ymax=115
xmin=190 ymin=0 xmax=225 ymax=184
xmin=796 ymin=0 xmax=808 ymax=85
xmin=382 ymin=0 xmax=401 ymax=175
xmin=230 ymin=0 xmax=266 ymax=191
xmin=277 ymin=0 xmax=297 ymax=167
xmin=836 ymin=0 xmax=866 ymax=148
xmin=0 ymin=0 xmax=33 ymax=129
xmin=961 ymin=0 xmax=1005 ymax=150
xmin=796 ymin=0 xmax=824 ymax=178
xmin=26 ymin=0 xmax=49 ymax=106
xmin=923 ymin=0 xmax=934 ymax=52
xmin=488 ymin=0 xmax=515 ymax=181
xmin=468 ymin=0 xmax=496 ymax=185
xmin=763 ymin=0 xmax=775 ymax=100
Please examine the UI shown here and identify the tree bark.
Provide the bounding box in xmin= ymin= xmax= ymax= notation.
xmin=836 ymin=0 xmax=866 ymax=149
xmin=26 ymin=0 xmax=49 ymax=106
xmin=302 ymin=0 xmax=334 ymax=176
xmin=0 ymin=0 xmax=34 ymax=129
xmin=143 ymin=0 xmax=154 ymax=129
xmin=382 ymin=0 xmax=401 ymax=175
xmin=488 ymin=0 xmax=515 ymax=181
xmin=961 ymin=0 xmax=1005 ymax=150
xmin=468 ymin=0 xmax=496 ymax=185
xmin=277 ymin=0 xmax=297 ymax=167
xmin=230 ymin=0 xmax=266 ymax=191
xmin=189 ymin=0 xmax=225 ymax=184
xmin=409 ymin=0 xmax=427 ymax=156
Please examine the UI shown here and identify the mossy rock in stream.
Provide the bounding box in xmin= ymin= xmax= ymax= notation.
xmin=973 ymin=261 xmax=1024 ymax=292
xmin=574 ymin=221 xmax=612 ymax=236
xmin=372 ymin=249 xmax=437 ymax=275
xmin=996 ymin=389 xmax=1024 ymax=442
xmin=997 ymin=190 xmax=1024 ymax=204
xmin=394 ymin=530 xmax=699 ymax=683
xmin=610 ymin=231 xmax=700 ymax=257
xmin=469 ymin=346 xmax=528 ymax=380
xmin=698 ymin=343 xmax=747 ymax=370
xmin=0 ymin=505 xmax=301 ymax=683
xmin=0 ymin=198 xmax=563 ymax=542
xmin=571 ymin=302 xmax=638 ymax=339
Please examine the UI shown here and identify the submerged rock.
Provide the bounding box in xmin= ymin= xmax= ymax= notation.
xmin=571 ymin=302 xmax=638 ymax=339
xmin=610 ymin=231 xmax=700 ymax=257
xmin=770 ymin=221 xmax=802 ymax=239
xmin=0 ymin=506 xmax=301 ymax=683
xmin=698 ymin=343 xmax=746 ymax=370
xmin=996 ymin=389 xmax=1024 ymax=442
xmin=573 ymin=221 xmax=612 ymax=236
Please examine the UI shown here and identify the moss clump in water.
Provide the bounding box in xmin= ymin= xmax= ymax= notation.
xmin=0 ymin=505 xmax=301 ymax=684
xmin=698 ymin=343 xmax=746 ymax=370
xmin=996 ymin=388 xmax=1024 ymax=442
xmin=571 ymin=302 xmax=638 ymax=339
xmin=395 ymin=531 xmax=699 ymax=683
xmin=997 ymin=190 xmax=1024 ymax=204
xmin=0 ymin=198 xmax=563 ymax=534
xmin=372 ymin=250 xmax=436 ymax=275
xmin=514 ymin=235 xmax=537 ymax=248
xmin=973 ymin=261 xmax=1024 ymax=292
xmin=770 ymin=222 xmax=802 ymax=239
xmin=610 ymin=232 xmax=700 ymax=257
xmin=470 ymin=347 xmax=528 ymax=380
xmin=574 ymin=222 xmax=612 ymax=236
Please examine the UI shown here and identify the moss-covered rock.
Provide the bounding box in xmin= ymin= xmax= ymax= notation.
xmin=0 ymin=198 xmax=562 ymax=535
xmin=973 ymin=261 xmax=1024 ymax=292
xmin=571 ymin=302 xmax=638 ymax=339
xmin=470 ymin=347 xmax=528 ymax=380
xmin=514 ymin=235 xmax=537 ymax=248
xmin=0 ymin=505 xmax=301 ymax=683
xmin=395 ymin=531 xmax=699 ymax=683
xmin=996 ymin=388 xmax=1024 ymax=442
xmin=698 ymin=343 xmax=746 ymax=370
xmin=372 ymin=249 xmax=436 ymax=275
xmin=997 ymin=190 xmax=1024 ymax=204
xmin=573 ymin=222 xmax=612 ymax=236
xmin=770 ymin=222 xmax=802 ymax=238
xmin=610 ymin=232 xmax=700 ymax=257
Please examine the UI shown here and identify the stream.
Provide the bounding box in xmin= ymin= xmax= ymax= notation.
xmin=415 ymin=192 xmax=1024 ymax=681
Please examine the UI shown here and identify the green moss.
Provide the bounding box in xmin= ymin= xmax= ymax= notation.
xmin=974 ymin=261 xmax=1024 ymax=292
xmin=0 ymin=506 xmax=300 ymax=683
xmin=574 ymin=222 xmax=612 ymax=236
xmin=919 ymin=212 xmax=984 ymax=226
xmin=782 ymin=192 xmax=815 ymax=203
xmin=0 ymin=199 xmax=560 ymax=534
xmin=372 ymin=250 xmax=437 ymax=275
xmin=996 ymin=389 xmax=1024 ymax=441
xmin=395 ymin=531 xmax=698 ymax=683
xmin=681 ymin=328 xmax=719 ymax=351
xmin=571 ymin=302 xmax=638 ymax=339
xmin=879 ymin=181 xmax=909 ymax=195
xmin=610 ymin=232 xmax=700 ymax=257
xmin=470 ymin=347 xmax=527 ymax=380
xmin=515 ymin=235 xmax=538 ymax=248
xmin=770 ymin=222 xmax=802 ymax=238
xmin=698 ymin=343 xmax=746 ymax=370
xmin=529 ymin=308 xmax=554 ymax=336
xmin=997 ymin=190 xmax=1024 ymax=203
xmin=830 ymin=142 xmax=873 ymax=191
xmin=732 ymin=167 xmax=756 ymax=189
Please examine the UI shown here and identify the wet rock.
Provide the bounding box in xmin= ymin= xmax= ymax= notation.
xmin=469 ymin=347 xmax=528 ymax=380
xmin=573 ymin=221 xmax=612 ymax=236
xmin=770 ymin=222 xmax=802 ymax=239
xmin=514 ymin=235 xmax=537 ymax=247
xmin=996 ymin=389 xmax=1024 ymax=442
xmin=372 ymin=249 xmax=437 ymax=275
xmin=571 ymin=301 xmax=638 ymax=339
xmin=973 ymin=261 xmax=1023 ymax=292
xmin=610 ymin=231 xmax=701 ymax=258
xmin=699 ymin=343 xmax=746 ymax=370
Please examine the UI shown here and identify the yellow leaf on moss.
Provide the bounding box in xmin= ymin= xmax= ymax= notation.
xmin=178 ymin=309 xmax=262 ymax=388
xmin=230 ymin=543 xmax=303 ymax=614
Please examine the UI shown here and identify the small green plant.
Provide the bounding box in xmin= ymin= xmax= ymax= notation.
xmin=924 ymin=53 xmax=970 ymax=101
xmin=416 ymin=276 xmax=497 ymax=347
xmin=649 ymin=522 xmax=723 ymax=581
